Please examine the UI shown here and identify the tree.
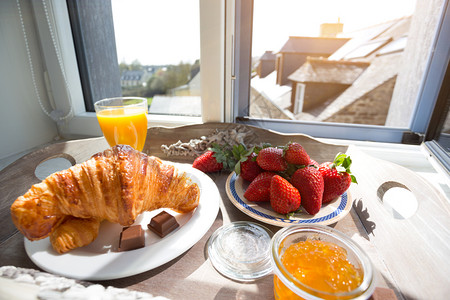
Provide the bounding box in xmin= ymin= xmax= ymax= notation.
xmin=129 ymin=59 xmax=142 ymax=71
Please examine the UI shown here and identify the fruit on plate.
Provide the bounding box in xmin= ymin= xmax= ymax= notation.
xmin=256 ymin=147 xmax=288 ymax=172
xmin=319 ymin=153 xmax=357 ymax=204
xmin=270 ymin=175 xmax=301 ymax=214
xmin=244 ymin=172 xmax=276 ymax=202
xmin=290 ymin=166 xmax=324 ymax=215
xmin=233 ymin=145 xmax=263 ymax=182
xmin=192 ymin=150 xmax=223 ymax=173
xmin=308 ymin=159 xmax=319 ymax=167
xmin=191 ymin=141 xmax=357 ymax=218
xmin=238 ymin=152 xmax=262 ymax=182
xmin=192 ymin=143 xmax=239 ymax=173
xmin=284 ymin=142 xmax=310 ymax=166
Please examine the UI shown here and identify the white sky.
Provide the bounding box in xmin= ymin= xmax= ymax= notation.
xmin=111 ymin=0 xmax=200 ymax=65
xmin=111 ymin=0 xmax=416 ymax=65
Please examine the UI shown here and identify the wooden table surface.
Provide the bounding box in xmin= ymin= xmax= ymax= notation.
xmin=1 ymin=123 xmax=449 ymax=299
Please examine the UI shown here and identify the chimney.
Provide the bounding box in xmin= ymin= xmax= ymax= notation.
xmin=320 ymin=19 xmax=343 ymax=37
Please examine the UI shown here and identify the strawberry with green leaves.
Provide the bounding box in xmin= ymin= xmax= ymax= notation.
xmin=284 ymin=142 xmax=310 ymax=166
xmin=236 ymin=152 xmax=262 ymax=182
xmin=232 ymin=144 xmax=263 ymax=182
xmin=244 ymin=172 xmax=276 ymax=202
xmin=192 ymin=143 xmax=234 ymax=173
xmin=192 ymin=150 xmax=223 ymax=173
xmin=290 ymin=166 xmax=324 ymax=215
xmin=270 ymin=175 xmax=301 ymax=215
xmin=318 ymin=153 xmax=357 ymax=203
xmin=256 ymin=147 xmax=287 ymax=172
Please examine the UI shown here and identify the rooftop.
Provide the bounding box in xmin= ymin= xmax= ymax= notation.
xmin=288 ymin=57 xmax=370 ymax=85
xmin=278 ymin=36 xmax=350 ymax=54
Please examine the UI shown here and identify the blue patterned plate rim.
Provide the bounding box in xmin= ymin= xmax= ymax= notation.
xmin=225 ymin=172 xmax=353 ymax=227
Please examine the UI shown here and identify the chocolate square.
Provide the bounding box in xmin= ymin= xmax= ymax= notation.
xmin=148 ymin=211 xmax=179 ymax=238
xmin=118 ymin=225 xmax=145 ymax=251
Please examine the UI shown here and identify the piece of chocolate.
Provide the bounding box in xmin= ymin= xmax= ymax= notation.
xmin=118 ymin=225 xmax=145 ymax=251
xmin=148 ymin=211 xmax=179 ymax=238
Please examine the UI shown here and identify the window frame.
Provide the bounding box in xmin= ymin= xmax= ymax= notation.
xmin=32 ymin=0 xmax=222 ymax=138
xmin=294 ymin=83 xmax=306 ymax=114
xmin=231 ymin=0 xmax=450 ymax=144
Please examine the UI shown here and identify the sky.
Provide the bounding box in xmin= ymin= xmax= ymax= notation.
xmin=111 ymin=0 xmax=417 ymax=65
xmin=111 ymin=0 xmax=200 ymax=66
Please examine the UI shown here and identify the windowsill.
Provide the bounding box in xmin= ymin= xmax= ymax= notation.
xmin=320 ymin=138 xmax=450 ymax=202
xmin=63 ymin=112 xmax=203 ymax=137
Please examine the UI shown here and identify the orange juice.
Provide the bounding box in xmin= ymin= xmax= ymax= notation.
xmin=96 ymin=107 xmax=147 ymax=151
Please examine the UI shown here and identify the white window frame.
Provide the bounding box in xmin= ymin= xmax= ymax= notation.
xmin=294 ymin=83 xmax=306 ymax=114
xmin=31 ymin=0 xmax=226 ymax=138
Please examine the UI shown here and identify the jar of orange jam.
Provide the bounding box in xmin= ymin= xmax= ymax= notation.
xmin=270 ymin=225 xmax=375 ymax=300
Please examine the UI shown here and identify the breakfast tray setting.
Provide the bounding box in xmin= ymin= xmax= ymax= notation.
xmin=1 ymin=122 xmax=449 ymax=299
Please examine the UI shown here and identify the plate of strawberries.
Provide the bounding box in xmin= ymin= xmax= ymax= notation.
xmin=193 ymin=142 xmax=356 ymax=227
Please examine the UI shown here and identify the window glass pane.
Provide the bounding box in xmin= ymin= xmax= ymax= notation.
xmin=111 ymin=0 xmax=201 ymax=117
xmin=251 ymin=0 xmax=429 ymax=127
xmin=437 ymin=109 xmax=450 ymax=152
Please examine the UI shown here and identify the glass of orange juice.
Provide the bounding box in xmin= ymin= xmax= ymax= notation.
xmin=94 ymin=97 xmax=148 ymax=151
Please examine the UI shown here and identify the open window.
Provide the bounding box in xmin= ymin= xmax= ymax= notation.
xmin=232 ymin=0 xmax=450 ymax=148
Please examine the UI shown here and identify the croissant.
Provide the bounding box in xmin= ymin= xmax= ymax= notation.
xmin=10 ymin=145 xmax=200 ymax=253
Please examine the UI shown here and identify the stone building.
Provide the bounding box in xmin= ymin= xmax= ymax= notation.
xmin=288 ymin=58 xmax=369 ymax=114
xmin=249 ymin=16 xmax=414 ymax=126
xmin=275 ymin=36 xmax=350 ymax=86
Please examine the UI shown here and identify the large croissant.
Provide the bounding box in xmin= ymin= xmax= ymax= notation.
xmin=10 ymin=145 xmax=200 ymax=253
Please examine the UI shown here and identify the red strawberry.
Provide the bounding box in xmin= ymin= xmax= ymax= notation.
xmin=270 ymin=175 xmax=301 ymax=215
xmin=239 ymin=152 xmax=263 ymax=182
xmin=290 ymin=166 xmax=324 ymax=215
xmin=318 ymin=153 xmax=357 ymax=203
xmin=256 ymin=147 xmax=287 ymax=172
xmin=308 ymin=159 xmax=319 ymax=167
xmin=284 ymin=142 xmax=310 ymax=166
xmin=192 ymin=151 xmax=223 ymax=173
xmin=244 ymin=172 xmax=276 ymax=202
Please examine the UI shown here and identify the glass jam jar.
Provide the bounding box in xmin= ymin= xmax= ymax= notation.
xmin=270 ymin=225 xmax=376 ymax=300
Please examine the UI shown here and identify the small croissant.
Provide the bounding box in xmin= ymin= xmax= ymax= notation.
xmin=10 ymin=145 xmax=200 ymax=253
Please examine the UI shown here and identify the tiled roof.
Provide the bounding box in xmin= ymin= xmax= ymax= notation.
xmin=121 ymin=70 xmax=144 ymax=81
xmin=279 ymin=36 xmax=350 ymax=54
xmin=251 ymin=71 xmax=291 ymax=109
xmin=260 ymin=51 xmax=276 ymax=61
xmin=300 ymin=52 xmax=403 ymax=121
xmin=330 ymin=16 xmax=411 ymax=61
xmin=291 ymin=16 xmax=412 ymax=121
xmin=288 ymin=57 xmax=369 ymax=84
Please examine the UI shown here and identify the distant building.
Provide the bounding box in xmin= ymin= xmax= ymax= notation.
xmin=120 ymin=66 xmax=159 ymax=87
xmin=250 ymin=71 xmax=293 ymax=119
xmin=255 ymin=51 xmax=276 ymax=78
xmin=293 ymin=17 xmax=413 ymax=125
xmin=250 ymin=16 xmax=414 ymax=126
xmin=120 ymin=69 xmax=151 ymax=87
xmin=288 ymin=58 xmax=369 ymax=114
xmin=275 ymin=36 xmax=350 ymax=85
